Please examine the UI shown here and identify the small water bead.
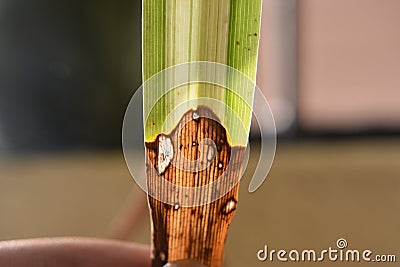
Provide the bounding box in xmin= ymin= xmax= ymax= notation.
xmin=206 ymin=145 xmax=215 ymax=162
xmin=221 ymin=198 xmax=237 ymax=215
xmin=174 ymin=203 xmax=180 ymax=210
xmin=159 ymin=251 xmax=167 ymax=262
xmin=192 ymin=112 xmax=200 ymax=120
xmin=218 ymin=162 xmax=223 ymax=169
xmin=158 ymin=135 xmax=174 ymax=174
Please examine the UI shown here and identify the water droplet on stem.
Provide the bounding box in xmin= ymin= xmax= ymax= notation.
xmin=192 ymin=112 xmax=200 ymax=120
xmin=159 ymin=251 xmax=167 ymax=261
xmin=158 ymin=135 xmax=174 ymax=174
xmin=221 ymin=198 xmax=237 ymax=215
xmin=206 ymin=145 xmax=215 ymax=162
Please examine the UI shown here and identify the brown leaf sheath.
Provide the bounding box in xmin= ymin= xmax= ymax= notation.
xmin=145 ymin=106 xmax=246 ymax=267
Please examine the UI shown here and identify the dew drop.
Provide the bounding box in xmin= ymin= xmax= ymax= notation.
xmin=174 ymin=203 xmax=180 ymax=210
xmin=192 ymin=112 xmax=200 ymax=120
xmin=158 ymin=135 xmax=174 ymax=174
xmin=218 ymin=162 xmax=223 ymax=169
xmin=207 ymin=146 xmax=215 ymax=162
xmin=159 ymin=251 xmax=167 ymax=262
xmin=192 ymin=142 xmax=197 ymax=146
xmin=221 ymin=198 xmax=237 ymax=215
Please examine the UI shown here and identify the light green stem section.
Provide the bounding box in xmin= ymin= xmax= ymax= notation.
xmin=143 ymin=0 xmax=262 ymax=146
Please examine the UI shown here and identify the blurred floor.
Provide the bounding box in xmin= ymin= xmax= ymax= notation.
xmin=0 ymin=139 xmax=399 ymax=266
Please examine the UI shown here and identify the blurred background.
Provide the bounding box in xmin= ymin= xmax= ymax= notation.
xmin=0 ymin=0 xmax=399 ymax=266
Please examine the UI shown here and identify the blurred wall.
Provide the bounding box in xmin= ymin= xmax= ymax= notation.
xmin=0 ymin=0 xmax=141 ymax=152
xmin=298 ymin=0 xmax=400 ymax=132
xmin=2 ymin=0 xmax=399 ymax=153
xmin=256 ymin=0 xmax=297 ymax=135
